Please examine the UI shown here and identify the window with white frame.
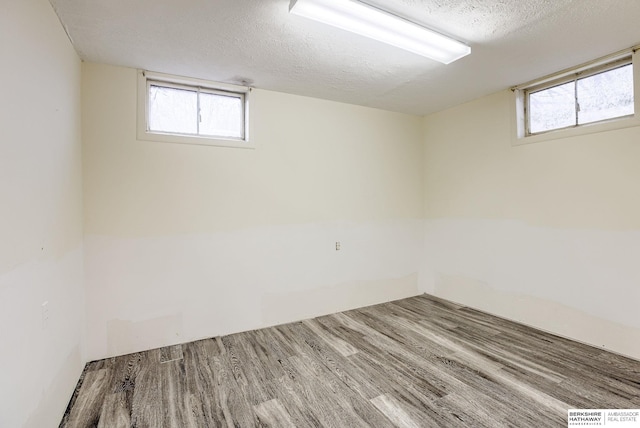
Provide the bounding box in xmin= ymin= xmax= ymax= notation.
xmin=513 ymin=48 xmax=639 ymax=144
xmin=137 ymin=71 xmax=251 ymax=148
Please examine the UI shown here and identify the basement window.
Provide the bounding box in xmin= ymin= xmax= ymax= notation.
xmin=512 ymin=48 xmax=639 ymax=145
xmin=137 ymin=71 xmax=252 ymax=148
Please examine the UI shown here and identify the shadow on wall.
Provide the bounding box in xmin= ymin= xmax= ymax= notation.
xmin=432 ymin=272 xmax=640 ymax=360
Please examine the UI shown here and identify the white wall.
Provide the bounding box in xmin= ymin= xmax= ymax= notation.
xmin=422 ymin=89 xmax=640 ymax=359
xmin=0 ymin=1 xmax=84 ymax=427
xmin=82 ymin=63 xmax=424 ymax=360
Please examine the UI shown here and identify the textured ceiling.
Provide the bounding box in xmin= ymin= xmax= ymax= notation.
xmin=50 ymin=0 xmax=640 ymax=115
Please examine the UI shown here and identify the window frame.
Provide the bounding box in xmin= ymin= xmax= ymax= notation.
xmin=512 ymin=47 xmax=640 ymax=146
xmin=137 ymin=70 xmax=253 ymax=149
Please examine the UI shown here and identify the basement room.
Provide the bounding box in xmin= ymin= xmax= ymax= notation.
xmin=1 ymin=0 xmax=640 ymax=426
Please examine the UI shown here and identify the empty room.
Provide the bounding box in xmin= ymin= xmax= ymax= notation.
xmin=2 ymin=0 xmax=640 ymax=426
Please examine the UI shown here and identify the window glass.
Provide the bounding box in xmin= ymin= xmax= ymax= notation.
xmin=200 ymin=92 xmax=244 ymax=139
xmin=146 ymin=81 xmax=245 ymax=140
xmin=529 ymin=81 xmax=575 ymax=134
xmin=149 ymin=85 xmax=198 ymax=134
xmin=577 ymin=64 xmax=634 ymax=125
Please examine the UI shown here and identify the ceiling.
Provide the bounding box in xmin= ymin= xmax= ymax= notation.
xmin=50 ymin=0 xmax=640 ymax=115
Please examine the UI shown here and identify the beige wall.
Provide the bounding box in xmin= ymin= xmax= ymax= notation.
xmin=82 ymin=63 xmax=424 ymax=360
xmin=0 ymin=1 xmax=85 ymax=427
xmin=422 ymin=89 xmax=640 ymax=359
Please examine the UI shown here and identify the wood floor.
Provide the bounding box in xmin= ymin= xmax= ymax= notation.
xmin=60 ymin=294 xmax=640 ymax=427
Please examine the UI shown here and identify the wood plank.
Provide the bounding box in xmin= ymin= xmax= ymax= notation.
xmin=370 ymin=394 xmax=421 ymax=428
xmin=64 ymin=368 xmax=110 ymax=427
xmin=160 ymin=344 xmax=184 ymax=363
xmin=253 ymin=399 xmax=296 ymax=428
xmin=97 ymin=393 xmax=130 ymax=428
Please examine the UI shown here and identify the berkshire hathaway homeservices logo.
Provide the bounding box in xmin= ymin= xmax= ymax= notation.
xmin=568 ymin=410 xmax=640 ymax=427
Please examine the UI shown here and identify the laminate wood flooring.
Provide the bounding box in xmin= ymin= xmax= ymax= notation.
xmin=59 ymin=294 xmax=640 ymax=427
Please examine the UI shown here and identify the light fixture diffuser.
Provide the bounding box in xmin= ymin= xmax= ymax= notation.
xmin=289 ymin=0 xmax=470 ymax=64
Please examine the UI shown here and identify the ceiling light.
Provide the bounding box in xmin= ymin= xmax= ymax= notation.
xmin=289 ymin=0 xmax=470 ymax=64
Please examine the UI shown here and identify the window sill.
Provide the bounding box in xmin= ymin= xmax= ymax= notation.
xmin=511 ymin=114 xmax=640 ymax=146
xmin=136 ymin=129 xmax=256 ymax=149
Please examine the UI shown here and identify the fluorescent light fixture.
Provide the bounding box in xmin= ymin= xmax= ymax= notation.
xmin=289 ymin=0 xmax=470 ymax=64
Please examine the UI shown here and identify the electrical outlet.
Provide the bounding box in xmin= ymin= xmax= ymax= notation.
xmin=42 ymin=301 xmax=49 ymax=330
xmin=336 ymin=241 xmax=341 ymax=251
